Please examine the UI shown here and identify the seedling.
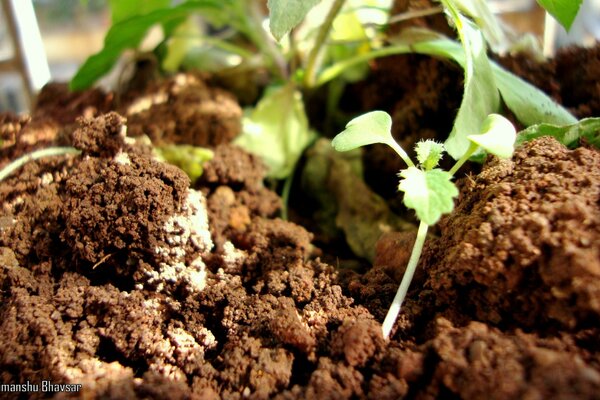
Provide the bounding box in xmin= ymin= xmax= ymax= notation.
xmin=332 ymin=111 xmax=516 ymax=339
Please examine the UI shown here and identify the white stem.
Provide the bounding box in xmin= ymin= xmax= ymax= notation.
xmin=388 ymin=139 xmax=415 ymax=168
xmin=381 ymin=220 xmax=429 ymax=340
xmin=0 ymin=146 xmax=81 ymax=182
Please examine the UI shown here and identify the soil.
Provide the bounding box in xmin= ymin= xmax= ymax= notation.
xmin=1 ymin=47 xmax=600 ymax=400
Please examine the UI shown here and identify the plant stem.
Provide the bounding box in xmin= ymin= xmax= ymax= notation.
xmin=448 ymin=142 xmax=478 ymax=176
xmin=244 ymin=1 xmax=288 ymax=80
xmin=280 ymin=171 xmax=294 ymax=221
xmin=381 ymin=220 xmax=429 ymax=340
xmin=303 ymin=0 xmax=346 ymax=88
xmin=0 ymin=147 xmax=81 ymax=182
xmin=387 ymin=6 xmax=443 ymax=24
xmin=388 ymin=139 xmax=415 ymax=168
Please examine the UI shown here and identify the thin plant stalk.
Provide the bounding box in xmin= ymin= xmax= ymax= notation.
xmin=381 ymin=220 xmax=429 ymax=340
xmin=388 ymin=140 xmax=415 ymax=168
xmin=0 ymin=147 xmax=81 ymax=182
xmin=448 ymin=142 xmax=478 ymax=176
xmin=303 ymin=0 xmax=346 ymax=88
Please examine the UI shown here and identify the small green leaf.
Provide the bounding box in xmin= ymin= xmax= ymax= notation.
xmin=398 ymin=167 xmax=458 ymax=225
xmin=415 ymin=140 xmax=445 ymax=170
xmin=515 ymin=118 xmax=600 ymax=149
xmin=235 ymin=84 xmax=316 ymax=179
xmin=155 ymin=144 xmax=214 ymax=183
xmin=332 ymin=111 xmax=393 ymax=152
xmin=536 ymin=0 xmax=583 ymax=31
xmin=267 ymin=0 xmax=322 ymax=41
xmin=468 ymin=114 xmax=516 ymax=159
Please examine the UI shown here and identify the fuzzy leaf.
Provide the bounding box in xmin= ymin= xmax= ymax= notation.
xmin=536 ymin=0 xmax=583 ymax=31
xmin=398 ymin=167 xmax=458 ymax=225
xmin=515 ymin=118 xmax=600 ymax=149
xmin=70 ymin=0 xmax=225 ymax=91
xmin=235 ymin=84 xmax=316 ymax=179
xmin=415 ymin=140 xmax=445 ymax=170
xmin=267 ymin=0 xmax=321 ymax=41
xmin=468 ymin=114 xmax=516 ymax=158
xmin=332 ymin=111 xmax=394 ymax=152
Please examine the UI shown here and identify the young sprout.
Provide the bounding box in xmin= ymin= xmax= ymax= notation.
xmin=332 ymin=111 xmax=516 ymax=340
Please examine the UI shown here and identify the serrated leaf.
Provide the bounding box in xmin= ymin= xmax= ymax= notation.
xmin=332 ymin=111 xmax=394 ymax=151
xmin=267 ymin=0 xmax=321 ymax=41
xmin=234 ymin=84 xmax=316 ymax=179
xmin=398 ymin=167 xmax=458 ymax=225
xmin=515 ymin=118 xmax=600 ymax=149
xmin=536 ymin=0 xmax=583 ymax=31
xmin=415 ymin=140 xmax=445 ymax=170
xmin=468 ymin=114 xmax=516 ymax=158
xmin=70 ymin=0 xmax=225 ymax=91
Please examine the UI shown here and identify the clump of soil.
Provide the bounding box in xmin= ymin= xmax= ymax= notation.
xmin=2 ymin=108 xmax=599 ymax=399
xmin=120 ymin=73 xmax=243 ymax=147
xmin=421 ymin=137 xmax=600 ymax=331
xmin=1 ymin=44 xmax=600 ymax=398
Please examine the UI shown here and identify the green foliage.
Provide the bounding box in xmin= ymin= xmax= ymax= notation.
xmin=331 ymin=111 xmax=393 ymax=151
xmin=332 ymin=105 xmax=517 ymax=339
xmin=70 ymin=0 xmax=226 ymax=91
xmin=515 ymin=118 xmax=600 ymax=149
xmin=439 ymin=0 xmax=499 ymax=160
xmin=154 ymin=145 xmax=214 ymax=183
xmin=415 ymin=140 xmax=445 ymax=170
xmin=536 ymin=0 xmax=583 ymax=31
xmin=332 ymin=111 xmax=413 ymax=166
xmin=108 ymin=0 xmax=170 ymax=24
xmin=468 ymin=114 xmax=516 ymax=159
xmin=491 ymin=65 xmax=577 ymax=127
xmin=267 ymin=0 xmax=322 ymax=41
xmin=234 ymin=84 xmax=316 ymax=179
xmin=398 ymin=167 xmax=458 ymax=226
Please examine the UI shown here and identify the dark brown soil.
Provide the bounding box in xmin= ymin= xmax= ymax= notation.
xmin=1 ymin=49 xmax=599 ymax=399
xmin=119 ymin=73 xmax=243 ymax=147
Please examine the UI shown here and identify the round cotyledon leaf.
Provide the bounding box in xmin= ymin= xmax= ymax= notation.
xmin=332 ymin=111 xmax=394 ymax=151
xmin=468 ymin=113 xmax=516 ymax=159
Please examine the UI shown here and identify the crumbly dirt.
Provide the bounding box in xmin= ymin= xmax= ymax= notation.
xmin=119 ymin=73 xmax=242 ymax=147
xmin=421 ymin=137 xmax=600 ymax=331
xmin=1 ymin=47 xmax=600 ymax=398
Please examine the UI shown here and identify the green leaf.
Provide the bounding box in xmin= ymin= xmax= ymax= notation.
xmin=162 ymin=16 xmax=202 ymax=72
xmin=332 ymin=111 xmax=393 ymax=152
xmin=415 ymin=140 xmax=445 ymax=170
xmin=491 ymin=65 xmax=577 ymax=127
xmin=515 ymin=118 xmax=600 ymax=149
xmin=70 ymin=0 xmax=225 ymax=91
xmin=439 ymin=1 xmax=500 ymax=160
xmin=453 ymin=0 xmax=508 ymax=53
xmin=155 ymin=144 xmax=214 ymax=183
xmin=398 ymin=167 xmax=458 ymax=225
xmin=234 ymin=84 xmax=317 ymax=179
xmin=468 ymin=114 xmax=516 ymax=158
xmin=392 ymin=30 xmax=577 ymax=128
xmin=109 ymin=0 xmax=170 ymax=24
xmin=536 ymin=0 xmax=583 ymax=31
xmin=267 ymin=0 xmax=322 ymax=41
